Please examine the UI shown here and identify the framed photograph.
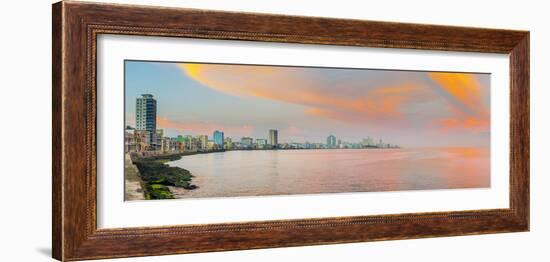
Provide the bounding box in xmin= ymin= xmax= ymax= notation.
xmin=52 ymin=1 xmax=529 ymax=261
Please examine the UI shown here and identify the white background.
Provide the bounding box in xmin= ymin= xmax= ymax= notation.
xmin=98 ymin=35 xmax=509 ymax=228
xmin=0 ymin=0 xmax=547 ymax=261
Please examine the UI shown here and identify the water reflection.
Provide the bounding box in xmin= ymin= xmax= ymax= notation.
xmin=168 ymin=147 xmax=490 ymax=199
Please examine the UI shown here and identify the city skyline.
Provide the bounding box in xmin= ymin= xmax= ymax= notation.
xmin=125 ymin=60 xmax=490 ymax=147
xmin=128 ymin=93 xmax=398 ymax=152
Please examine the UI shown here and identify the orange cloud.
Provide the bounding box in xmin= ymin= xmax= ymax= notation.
xmin=428 ymin=72 xmax=488 ymax=116
xmin=179 ymin=63 xmax=431 ymax=124
xmin=157 ymin=116 xmax=253 ymax=137
xmin=428 ymin=72 xmax=489 ymax=132
xmin=178 ymin=63 xmax=490 ymax=134
xmin=432 ymin=116 xmax=489 ymax=133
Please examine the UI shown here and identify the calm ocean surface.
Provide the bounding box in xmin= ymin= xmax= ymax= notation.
xmin=167 ymin=147 xmax=490 ymax=199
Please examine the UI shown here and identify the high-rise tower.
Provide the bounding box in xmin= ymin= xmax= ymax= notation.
xmin=269 ymin=129 xmax=278 ymax=148
xmin=136 ymin=94 xmax=157 ymax=143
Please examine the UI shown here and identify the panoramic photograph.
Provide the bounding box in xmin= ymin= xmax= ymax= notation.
xmin=124 ymin=60 xmax=490 ymax=200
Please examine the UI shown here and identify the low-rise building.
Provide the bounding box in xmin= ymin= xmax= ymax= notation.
xmin=241 ymin=137 xmax=253 ymax=149
xmin=134 ymin=130 xmax=151 ymax=152
xmin=224 ymin=137 xmax=233 ymax=150
xmin=255 ymin=138 xmax=267 ymax=149
xmin=198 ymin=135 xmax=208 ymax=151
xmin=125 ymin=127 xmax=136 ymax=153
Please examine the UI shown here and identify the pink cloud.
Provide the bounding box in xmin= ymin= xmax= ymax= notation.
xmin=177 ymin=63 xmax=490 ymax=134
xmin=157 ymin=116 xmax=254 ymax=137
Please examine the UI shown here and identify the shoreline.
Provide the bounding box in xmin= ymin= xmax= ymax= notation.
xmin=127 ymin=147 xmax=401 ymax=200
xmin=133 ymin=146 xmax=399 ymax=163
xmin=124 ymin=154 xmax=146 ymax=201
xmin=129 ymin=152 xmax=216 ymax=199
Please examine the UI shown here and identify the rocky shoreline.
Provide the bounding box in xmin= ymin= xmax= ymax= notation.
xmin=127 ymin=150 xmax=224 ymax=200
xmin=129 ymin=153 xmax=198 ymax=199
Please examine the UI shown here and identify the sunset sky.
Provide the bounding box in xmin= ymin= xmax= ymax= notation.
xmin=125 ymin=60 xmax=490 ymax=147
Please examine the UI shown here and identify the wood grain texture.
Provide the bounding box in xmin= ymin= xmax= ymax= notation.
xmin=509 ymin=35 xmax=530 ymax=225
xmin=52 ymin=2 xmax=63 ymax=260
xmin=52 ymin=1 xmax=530 ymax=261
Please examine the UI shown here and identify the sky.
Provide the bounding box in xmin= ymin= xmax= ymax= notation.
xmin=125 ymin=60 xmax=490 ymax=147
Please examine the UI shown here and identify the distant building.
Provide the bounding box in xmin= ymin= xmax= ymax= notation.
xmin=241 ymin=137 xmax=254 ymax=148
xmin=169 ymin=137 xmax=179 ymax=152
xmin=177 ymin=135 xmax=189 ymax=152
xmin=268 ymin=129 xmax=278 ymax=148
xmin=198 ymin=135 xmax=208 ymax=151
xmin=213 ymin=130 xmax=224 ymax=147
xmin=133 ymin=130 xmax=151 ymax=152
xmin=326 ymin=135 xmax=336 ymax=148
xmin=224 ymin=137 xmax=233 ymax=150
xmin=135 ymin=94 xmax=156 ymax=145
xmin=124 ymin=127 xmax=136 ymax=153
xmin=160 ymin=137 xmax=169 ymax=153
xmin=339 ymin=141 xmax=347 ymax=149
xmin=207 ymin=140 xmax=216 ymax=150
xmin=362 ymin=137 xmax=375 ymax=147
xmin=154 ymin=129 xmax=164 ymax=151
xmin=233 ymin=142 xmax=242 ymax=149
xmin=177 ymin=139 xmax=186 ymax=152
xmin=191 ymin=136 xmax=202 ymax=151
xmin=255 ymin=138 xmax=267 ymax=149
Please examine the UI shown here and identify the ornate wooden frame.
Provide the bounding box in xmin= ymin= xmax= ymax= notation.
xmin=52 ymin=1 xmax=529 ymax=261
